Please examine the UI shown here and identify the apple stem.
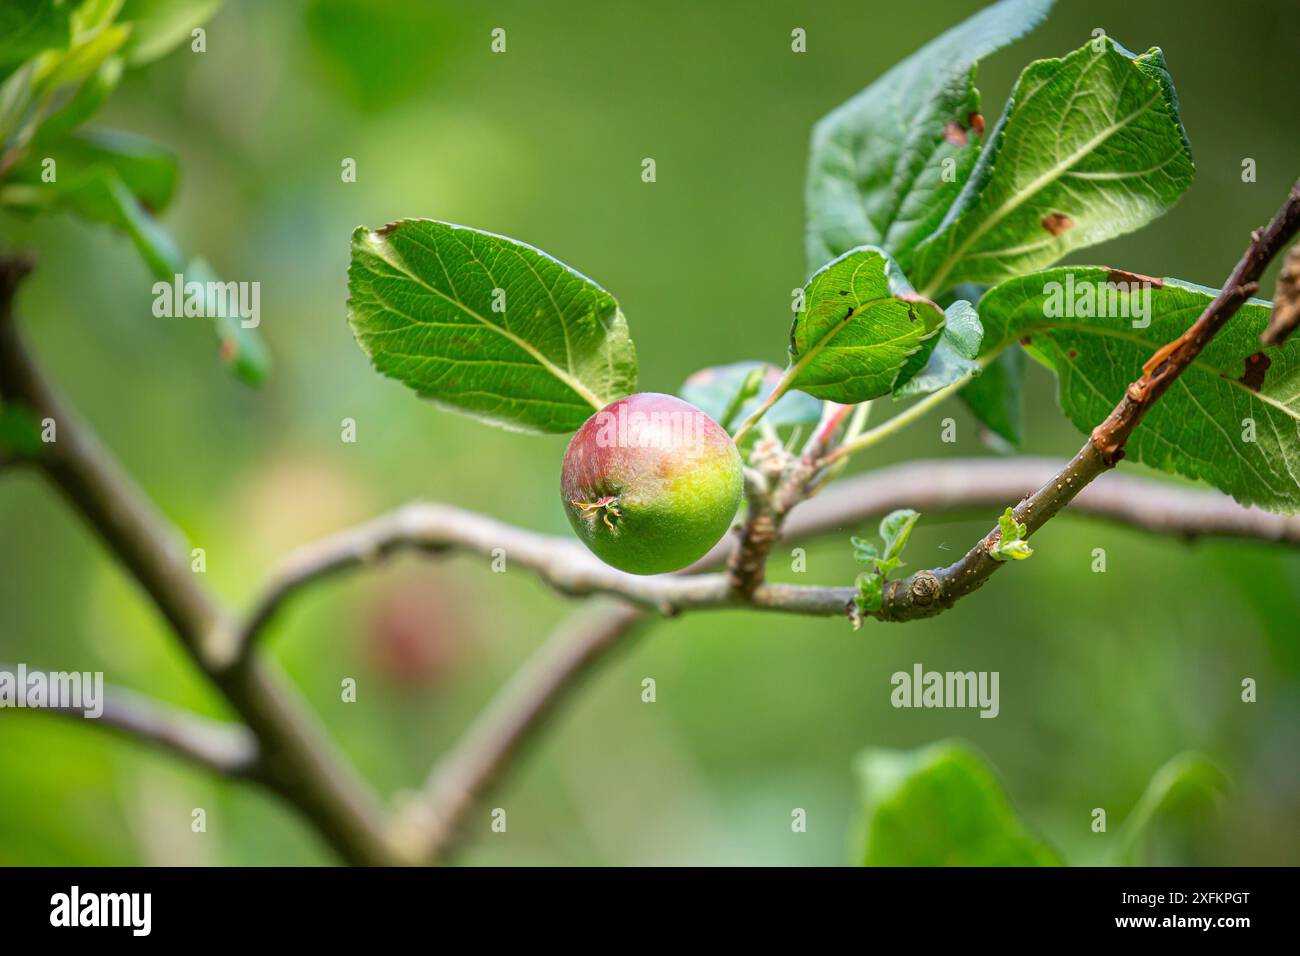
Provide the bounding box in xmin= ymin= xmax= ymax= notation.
xmin=816 ymin=367 xmax=979 ymax=469
xmin=802 ymin=401 xmax=852 ymax=462
xmin=731 ymin=368 xmax=795 ymax=445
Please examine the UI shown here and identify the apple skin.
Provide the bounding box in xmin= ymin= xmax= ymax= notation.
xmin=561 ymin=393 xmax=743 ymax=575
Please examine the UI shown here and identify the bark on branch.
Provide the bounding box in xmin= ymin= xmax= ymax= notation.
xmin=0 ymin=255 xmax=399 ymax=866
xmin=5 ymin=178 xmax=1298 ymax=867
xmin=237 ymin=456 xmax=1300 ymax=647
xmin=392 ymin=602 xmax=649 ymax=863
xmin=1 ymin=665 xmax=259 ymax=777
xmin=874 ymin=178 xmax=1300 ymax=621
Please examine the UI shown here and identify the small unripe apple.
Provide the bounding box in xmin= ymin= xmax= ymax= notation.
xmin=561 ymin=392 xmax=743 ymax=575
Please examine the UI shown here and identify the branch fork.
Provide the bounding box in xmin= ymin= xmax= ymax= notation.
xmin=3 ymin=177 xmax=1298 ymax=865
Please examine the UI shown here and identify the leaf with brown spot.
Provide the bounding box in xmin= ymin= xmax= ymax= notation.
xmin=805 ymin=0 xmax=1053 ymax=270
xmin=1041 ymin=212 xmax=1074 ymax=236
xmin=901 ymin=39 xmax=1193 ymax=297
xmin=1107 ymin=268 xmax=1163 ymax=288
xmin=979 ymin=267 xmax=1300 ymax=513
xmin=1238 ymin=352 xmax=1271 ymax=391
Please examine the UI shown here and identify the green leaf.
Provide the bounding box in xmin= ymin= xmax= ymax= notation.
xmin=72 ymin=0 xmax=126 ymax=36
xmin=14 ymin=167 xmax=269 ymax=384
xmin=93 ymin=171 xmax=184 ymax=274
xmin=31 ymin=54 xmax=123 ymax=142
xmin=961 ymin=345 xmax=1025 ymax=447
xmin=34 ymin=19 xmax=128 ymax=94
xmin=0 ymin=0 xmax=72 ymax=71
xmin=806 ymin=0 xmax=1052 ymax=271
xmin=990 ymin=506 xmax=1033 ymax=561
xmin=348 ymin=219 xmax=637 ymax=434
xmin=181 ymin=257 xmax=272 ymax=387
xmin=1 ymin=19 xmax=130 ymax=151
xmin=117 ymin=0 xmax=221 ymax=66
xmin=849 ymin=536 xmax=879 ymax=563
xmin=0 ymin=60 xmax=40 ymax=149
xmin=979 ymin=267 xmax=1300 ymax=513
xmin=2 ymin=128 xmax=177 ymax=217
xmin=1114 ymin=753 xmax=1228 ymax=866
xmin=851 ymin=510 xmax=920 ymax=616
xmin=854 ymin=571 xmax=884 ymax=614
xmin=853 ymin=741 xmax=1062 ymax=866
xmin=879 ymin=508 xmax=920 ymax=561
xmin=109 ymin=181 xmax=268 ymax=385
xmin=680 ymin=361 xmax=822 ymax=432
xmin=901 ymin=37 xmax=1194 ymax=298
xmin=788 ymin=246 xmax=944 ymax=403
xmin=894 ymin=299 xmax=983 ymax=398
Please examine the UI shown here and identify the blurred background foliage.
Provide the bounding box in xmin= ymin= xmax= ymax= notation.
xmin=0 ymin=0 xmax=1297 ymax=865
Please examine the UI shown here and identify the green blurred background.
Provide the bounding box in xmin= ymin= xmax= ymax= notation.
xmin=1 ymin=0 xmax=1297 ymax=865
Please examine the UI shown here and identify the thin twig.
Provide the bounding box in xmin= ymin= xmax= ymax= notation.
xmin=1 ymin=664 xmax=258 ymax=777
xmin=386 ymin=182 xmax=1300 ymax=861
xmin=391 ymin=602 xmax=649 ymax=863
xmin=0 ymin=255 xmax=400 ymax=866
xmin=875 ymin=178 xmax=1300 ymax=621
xmin=801 ymin=401 xmax=851 ymax=461
xmin=7 ymin=178 xmax=1299 ymax=867
xmin=774 ymin=457 xmax=1300 ymax=549
xmin=817 ymin=367 xmax=979 ymax=468
xmin=1261 ymin=242 xmax=1300 ymax=347
xmin=237 ymin=456 xmax=1300 ymax=649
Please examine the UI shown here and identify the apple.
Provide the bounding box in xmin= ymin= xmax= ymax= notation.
xmin=561 ymin=393 xmax=743 ymax=574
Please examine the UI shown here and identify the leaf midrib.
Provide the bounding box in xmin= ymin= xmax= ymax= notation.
xmin=361 ymin=230 xmax=605 ymax=412
xmin=792 ymin=294 xmax=901 ymax=381
xmin=918 ymin=84 xmax=1164 ymax=298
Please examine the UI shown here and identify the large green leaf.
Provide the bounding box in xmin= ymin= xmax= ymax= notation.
xmin=806 ymin=0 xmax=1051 ymax=271
xmin=979 ymin=267 xmax=1300 ymax=512
xmin=853 ymin=740 xmax=1062 ymax=866
xmin=32 ymin=55 xmax=124 ymax=142
xmin=902 ymin=37 xmax=1194 ymax=298
xmin=0 ymin=18 xmax=129 ymax=151
xmin=0 ymin=136 xmax=267 ymax=385
xmin=117 ymin=0 xmax=221 ymax=66
xmin=37 ymin=167 xmax=266 ymax=383
xmin=0 ymin=0 xmax=72 ymax=71
xmin=679 ymin=360 xmax=822 ymax=433
xmin=348 ymin=220 xmax=637 ymax=434
xmin=787 ymin=246 xmax=944 ymax=403
xmin=1 ymin=128 xmax=177 ymax=216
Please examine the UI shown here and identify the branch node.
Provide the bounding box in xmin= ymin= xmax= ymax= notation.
xmin=909 ymin=571 xmax=942 ymax=608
